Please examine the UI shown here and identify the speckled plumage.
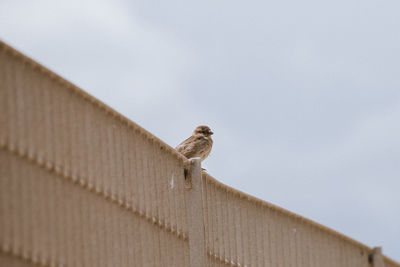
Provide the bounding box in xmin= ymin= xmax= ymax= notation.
xmin=175 ymin=126 xmax=213 ymax=161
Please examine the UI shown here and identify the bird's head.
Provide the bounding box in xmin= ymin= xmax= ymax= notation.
xmin=193 ymin=125 xmax=214 ymax=137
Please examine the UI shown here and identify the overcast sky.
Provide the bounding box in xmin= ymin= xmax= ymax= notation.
xmin=1 ymin=0 xmax=399 ymax=261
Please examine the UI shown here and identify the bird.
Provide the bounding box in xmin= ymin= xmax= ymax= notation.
xmin=176 ymin=125 xmax=214 ymax=161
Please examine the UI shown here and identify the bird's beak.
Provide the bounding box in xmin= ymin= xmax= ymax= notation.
xmin=210 ymin=131 xmax=214 ymax=135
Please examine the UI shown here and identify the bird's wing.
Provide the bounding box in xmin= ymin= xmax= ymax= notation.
xmin=176 ymin=135 xmax=209 ymax=158
xmin=175 ymin=135 xmax=196 ymax=153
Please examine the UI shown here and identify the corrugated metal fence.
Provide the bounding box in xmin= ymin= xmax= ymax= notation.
xmin=0 ymin=40 xmax=398 ymax=267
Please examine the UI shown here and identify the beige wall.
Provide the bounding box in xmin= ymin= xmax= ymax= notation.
xmin=0 ymin=40 xmax=398 ymax=267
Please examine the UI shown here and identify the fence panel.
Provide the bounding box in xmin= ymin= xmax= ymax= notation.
xmin=0 ymin=40 xmax=190 ymax=267
xmin=202 ymin=173 xmax=376 ymax=267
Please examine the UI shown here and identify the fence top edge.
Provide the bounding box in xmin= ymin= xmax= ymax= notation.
xmin=0 ymin=39 xmax=189 ymax=166
xmin=384 ymin=255 xmax=400 ymax=267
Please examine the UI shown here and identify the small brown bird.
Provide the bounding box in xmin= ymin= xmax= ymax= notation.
xmin=176 ymin=125 xmax=214 ymax=161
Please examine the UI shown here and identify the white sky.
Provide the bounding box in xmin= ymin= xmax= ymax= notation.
xmin=1 ymin=0 xmax=399 ymax=261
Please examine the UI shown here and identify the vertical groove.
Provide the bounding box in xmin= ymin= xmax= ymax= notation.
xmin=234 ymin=192 xmax=242 ymax=266
xmin=216 ymin=186 xmax=224 ymax=262
xmin=134 ymin=132 xmax=147 ymax=265
xmin=222 ymin=188 xmax=230 ymax=265
xmin=8 ymin=142 xmax=18 ymax=257
xmin=50 ymin=75 xmax=60 ymax=267
xmin=152 ymin=140 xmax=163 ymax=267
xmin=260 ymin=205 xmax=269 ymax=267
xmin=272 ymin=209 xmax=280 ymax=267
xmin=205 ymin=177 xmax=214 ymax=265
xmin=242 ymin=195 xmax=250 ymax=266
xmin=226 ymin=190 xmax=237 ymax=267
xmin=176 ymin=159 xmax=186 ymax=240
xmin=249 ymin=201 xmax=259 ymax=267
